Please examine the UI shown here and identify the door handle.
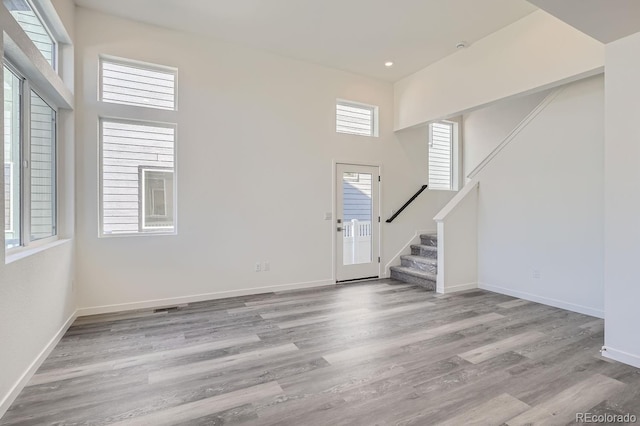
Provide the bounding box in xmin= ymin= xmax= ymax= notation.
xmin=337 ymin=227 xmax=343 ymax=232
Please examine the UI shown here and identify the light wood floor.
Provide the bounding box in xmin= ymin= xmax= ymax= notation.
xmin=3 ymin=280 xmax=640 ymax=425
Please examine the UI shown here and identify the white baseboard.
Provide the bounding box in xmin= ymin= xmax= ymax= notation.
xmin=601 ymin=346 xmax=640 ymax=369
xmin=77 ymin=279 xmax=335 ymax=317
xmin=0 ymin=310 xmax=78 ymax=418
xmin=437 ymin=282 xmax=478 ymax=294
xmin=478 ymin=282 xmax=604 ymax=319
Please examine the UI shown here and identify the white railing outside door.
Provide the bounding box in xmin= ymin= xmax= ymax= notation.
xmin=343 ymin=219 xmax=372 ymax=264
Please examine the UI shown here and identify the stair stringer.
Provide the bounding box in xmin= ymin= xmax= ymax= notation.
xmin=434 ymin=181 xmax=479 ymax=294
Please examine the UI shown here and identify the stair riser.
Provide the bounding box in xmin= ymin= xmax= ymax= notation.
xmin=401 ymin=258 xmax=437 ymax=274
xmin=420 ymin=235 xmax=437 ymax=246
xmin=411 ymin=246 xmax=437 ymax=258
xmin=390 ymin=269 xmax=436 ymax=290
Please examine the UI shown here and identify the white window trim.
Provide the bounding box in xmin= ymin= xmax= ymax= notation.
xmin=336 ymin=99 xmax=379 ymax=137
xmin=99 ymin=55 xmax=178 ymax=112
xmin=98 ymin=117 xmax=178 ymax=238
xmin=6 ymin=0 xmax=59 ymax=70
xmin=29 ymin=0 xmax=58 ymax=70
xmin=428 ymin=119 xmax=461 ymax=192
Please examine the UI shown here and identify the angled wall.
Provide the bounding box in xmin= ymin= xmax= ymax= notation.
xmin=474 ymin=75 xmax=604 ymax=317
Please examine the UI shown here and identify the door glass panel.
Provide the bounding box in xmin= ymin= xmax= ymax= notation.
xmin=342 ymin=172 xmax=372 ymax=265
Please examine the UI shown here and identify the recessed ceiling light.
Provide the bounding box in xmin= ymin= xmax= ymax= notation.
xmin=384 ymin=61 xmax=394 ymax=67
xmin=456 ymin=41 xmax=468 ymax=49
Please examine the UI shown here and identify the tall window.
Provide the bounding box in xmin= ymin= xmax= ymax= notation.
xmin=98 ymin=56 xmax=177 ymax=237
xmin=30 ymin=91 xmax=56 ymax=240
xmin=3 ymin=0 xmax=56 ymax=68
xmin=428 ymin=121 xmax=454 ymax=191
xmin=4 ymin=64 xmax=57 ymax=251
xmin=4 ymin=67 xmax=21 ymax=250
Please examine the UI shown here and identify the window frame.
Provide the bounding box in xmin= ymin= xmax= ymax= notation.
xmin=98 ymin=117 xmax=177 ymax=238
xmin=336 ymin=99 xmax=379 ymax=137
xmin=3 ymin=0 xmax=58 ymax=70
xmin=4 ymin=60 xmax=58 ymax=256
xmin=428 ymin=120 xmax=460 ymax=192
xmin=99 ymin=55 xmax=178 ymax=111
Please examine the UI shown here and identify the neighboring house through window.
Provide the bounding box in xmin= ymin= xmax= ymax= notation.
xmin=3 ymin=0 xmax=57 ymax=68
xmin=428 ymin=121 xmax=456 ymax=191
xmin=3 ymin=64 xmax=57 ymax=251
xmin=98 ymin=57 xmax=177 ymax=236
xmin=336 ymin=99 xmax=379 ymax=137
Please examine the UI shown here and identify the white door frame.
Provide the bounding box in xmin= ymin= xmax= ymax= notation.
xmin=333 ymin=161 xmax=382 ymax=283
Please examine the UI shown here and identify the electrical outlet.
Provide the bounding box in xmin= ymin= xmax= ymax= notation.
xmin=263 ymin=261 xmax=270 ymax=271
xmin=532 ymin=269 xmax=540 ymax=279
xmin=255 ymin=262 xmax=261 ymax=272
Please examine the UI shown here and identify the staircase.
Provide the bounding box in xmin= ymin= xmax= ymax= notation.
xmin=390 ymin=233 xmax=437 ymax=290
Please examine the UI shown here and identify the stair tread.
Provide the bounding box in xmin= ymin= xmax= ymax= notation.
xmin=390 ymin=266 xmax=436 ymax=280
xmin=400 ymin=254 xmax=437 ymax=264
xmin=410 ymin=244 xmax=437 ymax=250
xmin=420 ymin=233 xmax=437 ymax=239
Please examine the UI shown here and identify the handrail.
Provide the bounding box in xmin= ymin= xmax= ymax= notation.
xmin=386 ymin=185 xmax=428 ymax=223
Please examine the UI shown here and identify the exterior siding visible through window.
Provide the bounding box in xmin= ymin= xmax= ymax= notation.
xmin=98 ymin=56 xmax=178 ymax=237
xmin=30 ymin=91 xmax=56 ymax=240
xmin=100 ymin=119 xmax=176 ymax=235
xmin=3 ymin=63 xmax=58 ymax=252
xmin=428 ymin=121 xmax=453 ymax=191
xmin=336 ymin=100 xmax=378 ymax=137
xmin=3 ymin=0 xmax=56 ymax=67
xmin=101 ymin=59 xmax=176 ymax=110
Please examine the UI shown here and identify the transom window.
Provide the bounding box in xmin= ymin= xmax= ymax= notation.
xmin=100 ymin=58 xmax=177 ymax=110
xmin=336 ymin=100 xmax=378 ymax=137
xmin=3 ymin=0 xmax=56 ymax=68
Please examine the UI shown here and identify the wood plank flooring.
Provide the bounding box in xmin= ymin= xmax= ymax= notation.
xmin=2 ymin=280 xmax=640 ymax=425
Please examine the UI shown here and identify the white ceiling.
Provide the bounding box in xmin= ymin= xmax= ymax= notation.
xmin=73 ymin=0 xmax=537 ymax=82
xmin=528 ymin=0 xmax=640 ymax=43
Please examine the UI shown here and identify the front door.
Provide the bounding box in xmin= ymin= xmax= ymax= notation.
xmin=335 ymin=163 xmax=380 ymax=282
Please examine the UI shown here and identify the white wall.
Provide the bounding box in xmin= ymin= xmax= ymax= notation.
xmin=476 ymin=75 xmax=604 ymax=318
xmin=74 ymin=8 xmax=450 ymax=313
xmin=463 ymin=90 xmax=550 ymax=177
xmin=435 ymin=181 xmax=478 ymax=294
xmin=394 ymin=10 xmax=604 ymax=131
xmin=603 ymin=32 xmax=640 ymax=367
xmin=0 ymin=0 xmax=75 ymax=415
